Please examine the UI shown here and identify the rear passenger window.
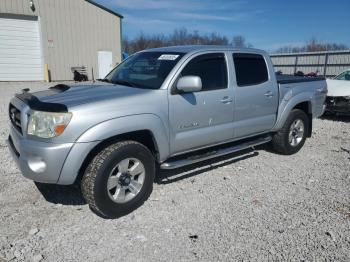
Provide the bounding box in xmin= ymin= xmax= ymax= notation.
xmin=233 ymin=53 xmax=268 ymax=86
xmin=181 ymin=53 xmax=228 ymax=91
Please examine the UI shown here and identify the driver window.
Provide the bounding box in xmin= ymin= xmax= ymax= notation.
xmin=181 ymin=53 xmax=228 ymax=91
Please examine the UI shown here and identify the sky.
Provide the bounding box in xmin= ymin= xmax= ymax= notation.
xmin=94 ymin=0 xmax=350 ymax=52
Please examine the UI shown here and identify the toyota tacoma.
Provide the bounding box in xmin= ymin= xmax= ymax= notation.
xmin=7 ymin=46 xmax=327 ymax=218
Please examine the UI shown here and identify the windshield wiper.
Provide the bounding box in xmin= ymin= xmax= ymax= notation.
xmin=98 ymin=78 xmax=149 ymax=89
xmin=112 ymin=79 xmax=137 ymax=87
xmin=96 ymin=78 xmax=111 ymax=83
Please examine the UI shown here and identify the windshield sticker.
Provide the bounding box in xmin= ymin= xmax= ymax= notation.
xmin=158 ymin=54 xmax=179 ymax=60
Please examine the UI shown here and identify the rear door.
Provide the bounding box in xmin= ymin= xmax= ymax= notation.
xmin=232 ymin=53 xmax=278 ymax=138
xmin=168 ymin=52 xmax=234 ymax=154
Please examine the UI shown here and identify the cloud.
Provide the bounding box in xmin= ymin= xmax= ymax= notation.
xmin=104 ymin=0 xmax=250 ymax=12
xmin=174 ymin=12 xmax=248 ymax=21
xmin=98 ymin=0 xmax=262 ymax=23
xmin=105 ymin=0 xmax=200 ymax=10
xmin=96 ymin=0 xmax=265 ymax=38
xmin=125 ymin=14 xmax=177 ymax=26
xmin=121 ymin=14 xmax=178 ymax=36
xmin=257 ymin=41 xmax=305 ymax=52
xmin=122 ymin=14 xmax=226 ymax=38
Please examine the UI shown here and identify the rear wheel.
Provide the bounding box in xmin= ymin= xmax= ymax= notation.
xmin=272 ymin=109 xmax=309 ymax=155
xmin=81 ymin=141 xmax=155 ymax=218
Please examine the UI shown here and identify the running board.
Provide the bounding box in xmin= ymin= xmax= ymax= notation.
xmin=160 ymin=135 xmax=272 ymax=170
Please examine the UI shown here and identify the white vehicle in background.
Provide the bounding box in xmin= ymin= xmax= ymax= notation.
xmin=325 ymin=69 xmax=350 ymax=115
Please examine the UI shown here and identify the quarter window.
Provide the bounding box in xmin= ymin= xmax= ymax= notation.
xmin=233 ymin=53 xmax=268 ymax=86
xmin=181 ymin=53 xmax=228 ymax=91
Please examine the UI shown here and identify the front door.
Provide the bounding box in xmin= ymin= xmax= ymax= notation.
xmin=169 ymin=53 xmax=234 ymax=155
xmin=98 ymin=51 xmax=113 ymax=78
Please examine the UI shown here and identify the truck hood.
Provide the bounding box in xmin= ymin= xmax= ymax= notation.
xmin=326 ymin=79 xmax=350 ymax=97
xmin=32 ymin=82 xmax=151 ymax=108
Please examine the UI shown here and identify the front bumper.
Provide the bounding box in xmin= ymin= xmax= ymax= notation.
xmin=7 ymin=126 xmax=73 ymax=184
xmin=325 ymin=96 xmax=350 ymax=115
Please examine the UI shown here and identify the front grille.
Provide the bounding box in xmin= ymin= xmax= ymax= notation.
xmin=9 ymin=104 xmax=22 ymax=134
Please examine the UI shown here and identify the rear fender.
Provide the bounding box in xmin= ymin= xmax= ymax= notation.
xmin=273 ymin=92 xmax=313 ymax=131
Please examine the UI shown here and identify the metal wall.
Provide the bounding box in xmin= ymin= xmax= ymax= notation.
xmin=0 ymin=0 xmax=122 ymax=81
xmin=271 ymin=50 xmax=350 ymax=77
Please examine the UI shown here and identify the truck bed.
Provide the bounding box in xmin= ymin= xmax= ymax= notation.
xmin=276 ymin=75 xmax=325 ymax=84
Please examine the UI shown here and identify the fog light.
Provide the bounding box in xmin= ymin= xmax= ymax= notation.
xmin=28 ymin=157 xmax=47 ymax=173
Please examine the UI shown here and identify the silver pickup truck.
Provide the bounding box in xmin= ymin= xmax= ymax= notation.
xmin=7 ymin=46 xmax=327 ymax=218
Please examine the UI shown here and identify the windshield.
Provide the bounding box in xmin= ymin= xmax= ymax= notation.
xmin=105 ymin=51 xmax=185 ymax=89
xmin=335 ymin=70 xmax=350 ymax=81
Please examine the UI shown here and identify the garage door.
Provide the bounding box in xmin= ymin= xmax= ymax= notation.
xmin=0 ymin=17 xmax=44 ymax=81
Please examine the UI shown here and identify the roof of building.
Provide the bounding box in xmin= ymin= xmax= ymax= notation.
xmin=85 ymin=0 xmax=123 ymax=19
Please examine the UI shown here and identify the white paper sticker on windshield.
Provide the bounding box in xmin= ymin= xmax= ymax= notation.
xmin=158 ymin=54 xmax=179 ymax=60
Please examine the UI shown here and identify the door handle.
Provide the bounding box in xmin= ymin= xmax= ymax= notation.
xmin=220 ymin=96 xmax=233 ymax=104
xmin=264 ymin=91 xmax=274 ymax=98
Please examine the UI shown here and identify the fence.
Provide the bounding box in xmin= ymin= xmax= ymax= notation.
xmin=270 ymin=50 xmax=350 ymax=77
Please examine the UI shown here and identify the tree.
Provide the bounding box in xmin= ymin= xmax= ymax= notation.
xmin=122 ymin=28 xmax=251 ymax=54
xmin=275 ymin=38 xmax=348 ymax=54
xmin=232 ymin=36 xmax=246 ymax=48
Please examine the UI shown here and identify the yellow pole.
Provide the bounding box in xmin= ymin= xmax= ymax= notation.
xmin=44 ymin=64 xmax=49 ymax=82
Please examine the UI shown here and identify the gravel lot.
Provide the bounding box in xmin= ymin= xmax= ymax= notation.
xmin=0 ymin=82 xmax=350 ymax=262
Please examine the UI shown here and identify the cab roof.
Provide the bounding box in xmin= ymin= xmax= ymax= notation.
xmin=145 ymin=45 xmax=266 ymax=55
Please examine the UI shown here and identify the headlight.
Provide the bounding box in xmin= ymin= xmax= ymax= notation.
xmin=27 ymin=111 xmax=72 ymax=138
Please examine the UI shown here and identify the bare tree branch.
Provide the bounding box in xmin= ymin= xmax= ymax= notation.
xmin=123 ymin=28 xmax=251 ymax=54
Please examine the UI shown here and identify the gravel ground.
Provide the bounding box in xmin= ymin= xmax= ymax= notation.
xmin=0 ymin=82 xmax=350 ymax=262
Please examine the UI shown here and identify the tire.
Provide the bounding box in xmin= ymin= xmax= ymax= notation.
xmin=272 ymin=109 xmax=309 ymax=155
xmin=81 ymin=140 xmax=155 ymax=218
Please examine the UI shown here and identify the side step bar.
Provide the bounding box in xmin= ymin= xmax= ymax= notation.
xmin=160 ymin=135 xmax=272 ymax=170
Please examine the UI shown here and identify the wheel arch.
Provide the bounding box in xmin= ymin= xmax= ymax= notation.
xmin=292 ymin=101 xmax=312 ymax=137
xmin=75 ymin=130 xmax=160 ymax=185
xmin=57 ymin=114 xmax=170 ymax=185
xmin=273 ymin=94 xmax=313 ymax=137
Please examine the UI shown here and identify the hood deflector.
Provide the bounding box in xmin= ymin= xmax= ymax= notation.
xmin=49 ymin=84 xmax=71 ymax=92
xmin=15 ymin=87 xmax=68 ymax=112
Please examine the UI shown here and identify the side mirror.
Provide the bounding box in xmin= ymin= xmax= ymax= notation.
xmin=176 ymin=76 xmax=202 ymax=93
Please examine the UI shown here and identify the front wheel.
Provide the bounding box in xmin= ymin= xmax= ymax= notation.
xmin=81 ymin=141 xmax=155 ymax=218
xmin=272 ymin=109 xmax=309 ymax=155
